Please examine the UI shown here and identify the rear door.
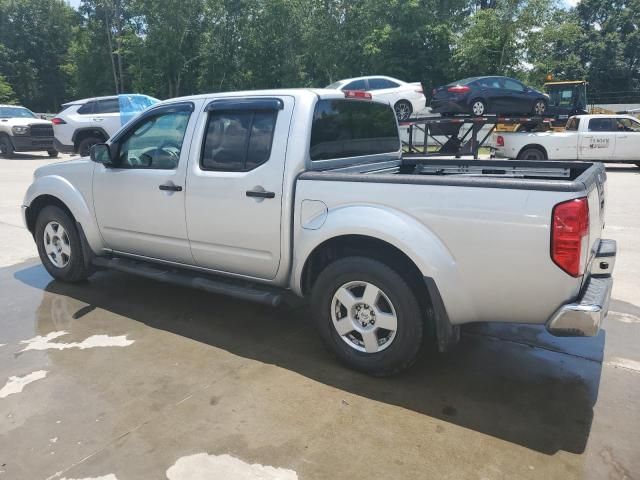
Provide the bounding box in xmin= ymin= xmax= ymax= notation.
xmin=367 ymin=78 xmax=402 ymax=104
xmin=578 ymin=118 xmax=616 ymax=160
xmin=93 ymin=98 xmax=122 ymax=138
xmin=185 ymin=96 xmax=294 ymax=280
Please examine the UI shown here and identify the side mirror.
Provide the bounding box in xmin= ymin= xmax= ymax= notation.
xmin=90 ymin=143 xmax=113 ymax=166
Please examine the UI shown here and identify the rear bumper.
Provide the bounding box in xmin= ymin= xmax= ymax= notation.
xmin=54 ymin=138 xmax=75 ymax=154
xmin=546 ymin=239 xmax=616 ymax=337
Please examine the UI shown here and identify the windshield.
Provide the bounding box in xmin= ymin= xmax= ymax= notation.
xmin=0 ymin=106 xmax=37 ymax=119
xmin=326 ymin=81 xmax=345 ymax=89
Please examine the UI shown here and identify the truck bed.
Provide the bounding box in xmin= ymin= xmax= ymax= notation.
xmin=302 ymin=158 xmax=605 ymax=193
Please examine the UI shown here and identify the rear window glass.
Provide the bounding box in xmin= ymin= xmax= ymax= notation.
xmin=565 ymin=117 xmax=579 ymax=131
xmin=310 ymin=99 xmax=400 ymax=160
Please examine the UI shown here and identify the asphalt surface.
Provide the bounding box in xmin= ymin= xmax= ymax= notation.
xmin=0 ymin=152 xmax=638 ymax=479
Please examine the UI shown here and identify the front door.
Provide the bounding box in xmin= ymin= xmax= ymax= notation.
xmin=93 ymin=102 xmax=196 ymax=264
xmin=578 ymin=117 xmax=616 ymax=160
xmin=612 ymin=117 xmax=640 ymax=161
xmin=185 ymin=96 xmax=294 ymax=280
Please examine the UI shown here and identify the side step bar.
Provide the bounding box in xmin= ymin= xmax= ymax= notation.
xmin=91 ymin=256 xmax=285 ymax=307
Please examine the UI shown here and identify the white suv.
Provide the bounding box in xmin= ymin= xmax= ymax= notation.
xmin=326 ymin=76 xmax=426 ymax=120
xmin=53 ymin=94 xmax=158 ymax=156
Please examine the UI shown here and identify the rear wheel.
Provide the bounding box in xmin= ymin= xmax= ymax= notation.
xmin=311 ymin=256 xmax=424 ymax=376
xmin=0 ymin=135 xmax=15 ymax=158
xmin=394 ymin=100 xmax=413 ymax=121
xmin=35 ymin=206 xmax=91 ymax=282
xmin=47 ymin=149 xmax=59 ymax=158
xmin=517 ymin=147 xmax=547 ymax=160
xmin=533 ymin=99 xmax=547 ymax=116
xmin=77 ymin=136 xmax=103 ymax=157
xmin=470 ymin=99 xmax=486 ymax=116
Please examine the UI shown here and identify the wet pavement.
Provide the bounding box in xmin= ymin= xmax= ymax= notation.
xmin=0 ymin=157 xmax=639 ymax=479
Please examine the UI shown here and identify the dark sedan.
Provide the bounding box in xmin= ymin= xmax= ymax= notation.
xmin=431 ymin=76 xmax=548 ymax=117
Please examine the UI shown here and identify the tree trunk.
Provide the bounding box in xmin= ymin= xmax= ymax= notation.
xmin=104 ymin=5 xmax=119 ymax=94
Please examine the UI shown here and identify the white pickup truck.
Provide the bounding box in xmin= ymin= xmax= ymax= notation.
xmin=23 ymin=89 xmax=616 ymax=375
xmin=494 ymin=114 xmax=640 ymax=167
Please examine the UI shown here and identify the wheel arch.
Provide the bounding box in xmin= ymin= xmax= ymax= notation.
xmin=292 ymin=204 xmax=474 ymax=347
xmin=24 ymin=175 xmax=104 ymax=254
xmin=72 ymin=127 xmax=109 ymax=149
xmin=517 ymin=143 xmax=548 ymax=159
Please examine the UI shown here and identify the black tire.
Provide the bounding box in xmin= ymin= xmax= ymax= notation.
xmin=77 ymin=136 xmax=103 ymax=157
xmin=35 ymin=205 xmax=91 ymax=282
xmin=47 ymin=149 xmax=59 ymax=158
xmin=394 ymin=100 xmax=413 ymax=121
xmin=470 ymin=99 xmax=486 ymax=116
xmin=636 ymin=163 xmax=640 ymax=168
xmin=0 ymin=135 xmax=15 ymax=158
xmin=532 ymin=99 xmax=547 ymax=116
xmin=310 ymin=256 xmax=424 ymax=376
xmin=517 ymin=146 xmax=547 ymax=160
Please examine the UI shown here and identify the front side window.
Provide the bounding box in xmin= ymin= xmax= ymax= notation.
xmin=117 ymin=110 xmax=190 ymax=169
xmin=201 ymin=110 xmax=277 ymax=171
xmin=588 ymin=118 xmax=616 ymax=132
xmin=616 ymin=118 xmax=640 ymax=132
xmin=503 ymin=79 xmax=525 ymax=92
xmin=310 ymin=99 xmax=400 ymax=160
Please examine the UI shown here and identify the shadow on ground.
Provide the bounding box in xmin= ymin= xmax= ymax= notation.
xmin=14 ymin=262 xmax=604 ymax=456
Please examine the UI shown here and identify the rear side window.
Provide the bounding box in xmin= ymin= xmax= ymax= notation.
xmin=310 ymin=99 xmax=400 ymax=160
xmin=201 ymin=110 xmax=277 ymax=171
xmin=368 ymin=78 xmax=399 ymax=90
xmin=77 ymin=102 xmax=95 ymax=114
xmin=565 ymin=117 xmax=579 ymax=131
xmin=343 ymin=79 xmax=367 ymax=90
xmin=95 ymin=98 xmax=120 ymax=114
xmin=588 ymin=118 xmax=616 ymax=132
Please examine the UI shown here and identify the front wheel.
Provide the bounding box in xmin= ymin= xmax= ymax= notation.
xmin=35 ymin=206 xmax=91 ymax=282
xmin=47 ymin=149 xmax=59 ymax=158
xmin=311 ymin=257 xmax=425 ymax=376
xmin=0 ymin=136 xmax=15 ymax=158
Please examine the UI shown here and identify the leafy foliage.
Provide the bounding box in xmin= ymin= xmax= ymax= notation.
xmin=0 ymin=0 xmax=638 ymax=111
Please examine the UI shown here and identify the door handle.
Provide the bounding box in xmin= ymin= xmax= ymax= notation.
xmin=246 ymin=189 xmax=275 ymax=199
xmin=92 ymin=118 xmax=104 ymax=122
xmin=159 ymin=184 xmax=182 ymax=192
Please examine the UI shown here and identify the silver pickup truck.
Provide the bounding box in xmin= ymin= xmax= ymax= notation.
xmin=23 ymin=89 xmax=616 ymax=375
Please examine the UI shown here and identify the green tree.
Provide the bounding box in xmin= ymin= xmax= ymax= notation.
xmin=0 ymin=73 xmax=16 ymax=104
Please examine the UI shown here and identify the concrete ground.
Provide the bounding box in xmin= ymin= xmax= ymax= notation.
xmin=0 ymin=153 xmax=638 ymax=480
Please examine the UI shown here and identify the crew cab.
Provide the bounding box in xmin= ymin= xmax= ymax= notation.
xmin=494 ymin=114 xmax=640 ymax=166
xmin=23 ymin=89 xmax=616 ymax=376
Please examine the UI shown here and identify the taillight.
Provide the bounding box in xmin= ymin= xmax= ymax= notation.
xmin=51 ymin=117 xmax=66 ymax=125
xmin=496 ymin=135 xmax=504 ymax=147
xmin=551 ymin=197 xmax=589 ymax=277
xmin=344 ymin=90 xmax=372 ymax=100
xmin=447 ymin=85 xmax=471 ymax=94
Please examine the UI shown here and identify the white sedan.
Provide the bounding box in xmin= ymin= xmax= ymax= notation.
xmin=327 ymin=76 xmax=426 ymax=120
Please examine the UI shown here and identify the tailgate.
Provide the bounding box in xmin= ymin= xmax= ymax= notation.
xmin=585 ymin=165 xmax=607 ymax=276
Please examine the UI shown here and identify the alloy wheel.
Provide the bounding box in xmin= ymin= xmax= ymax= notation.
xmin=43 ymin=221 xmax=71 ymax=268
xmin=331 ymin=281 xmax=398 ymax=353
